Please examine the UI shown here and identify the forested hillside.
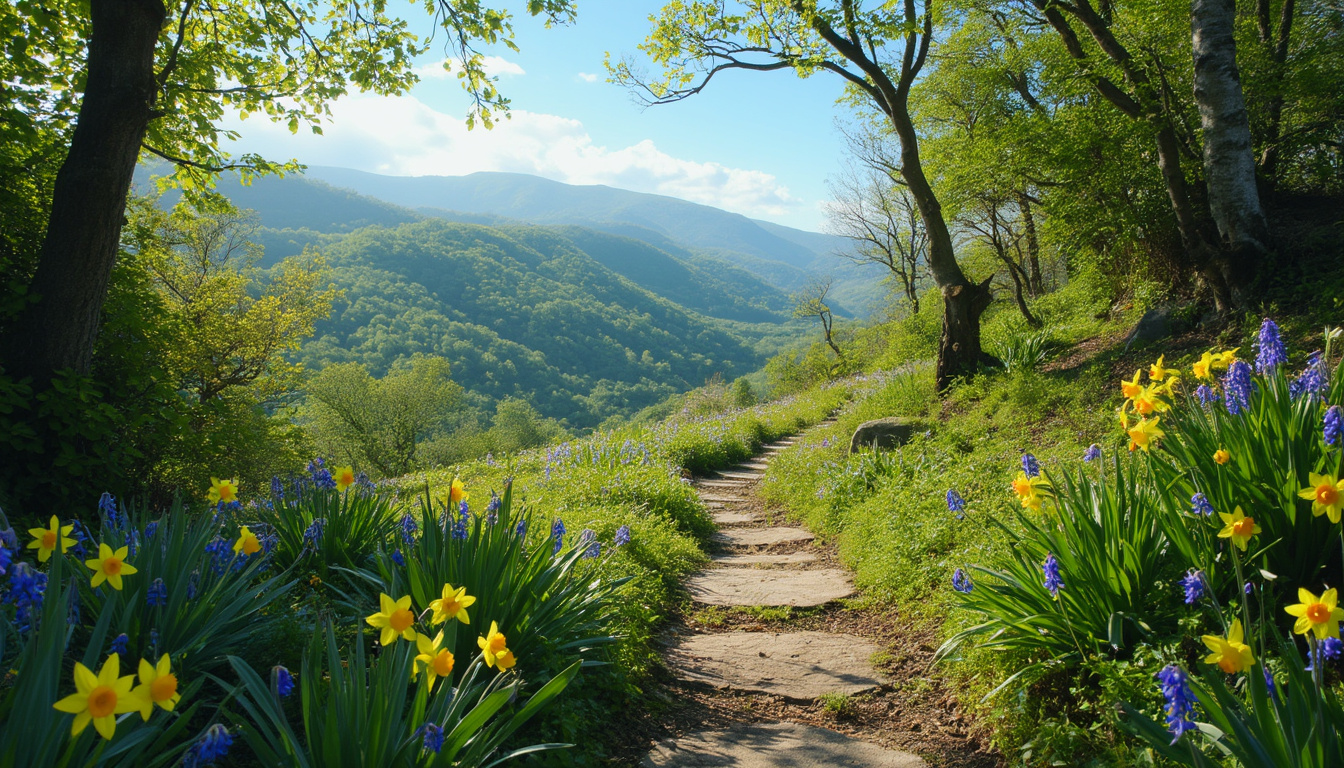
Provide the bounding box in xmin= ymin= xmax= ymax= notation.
xmin=298 ymin=219 xmax=786 ymax=426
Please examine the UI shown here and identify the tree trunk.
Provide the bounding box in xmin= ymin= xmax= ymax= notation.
xmin=1191 ymin=0 xmax=1270 ymax=271
xmin=1 ymin=0 xmax=166 ymax=381
xmin=1257 ymin=0 xmax=1295 ymax=189
xmin=1018 ymin=192 xmax=1044 ymax=296
xmin=937 ymin=277 xmax=994 ymax=390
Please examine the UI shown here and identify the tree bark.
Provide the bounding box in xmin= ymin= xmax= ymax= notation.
xmin=938 ymin=277 xmax=995 ymax=389
xmin=1191 ymin=0 xmax=1270 ymax=273
xmin=1018 ymin=192 xmax=1044 ymax=296
xmin=2 ymin=0 xmax=167 ymax=381
xmin=1257 ymin=0 xmax=1295 ymax=188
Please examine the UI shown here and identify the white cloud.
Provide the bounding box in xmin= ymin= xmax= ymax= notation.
xmin=225 ymin=93 xmax=806 ymax=223
xmin=576 ymin=72 xmax=599 ymax=83
xmin=414 ymin=56 xmax=525 ymax=80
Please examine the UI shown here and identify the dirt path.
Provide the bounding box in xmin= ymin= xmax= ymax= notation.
xmin=612 ymin=427 xmax=1001 ymax=767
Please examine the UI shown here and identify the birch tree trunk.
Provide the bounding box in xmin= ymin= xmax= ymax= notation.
xmin=1191 ymin=0 xmax=1270 ymax=273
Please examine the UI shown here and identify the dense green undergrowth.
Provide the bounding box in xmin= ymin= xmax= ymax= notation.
xmin=759 ymin=300 xmax=1344 ymax=766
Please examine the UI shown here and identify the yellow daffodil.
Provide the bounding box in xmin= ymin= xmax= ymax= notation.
xmin=208 ymin=477 xmax=239 ymax=505
xmin=494 ymin=647 xmax=517 ymax=671
xmin=1285 ymin=587 xmax=1344 ymax=640
xmin=86 ymin=543 xmax=137 ymax=591
xmin=1117 ymin=407 xmax=1131 ymax=431
xmin=1217 ymin=506 xmax=1261 ymax=551
xmin=1149 ymin=356 xmax=1170 ymax=382
xmin=1160 ymin=372 xmax=1182 ymax=396
xmin=1130 ymin=384 xmax=1170 ymax=417
xmin=27 ymin=515 xmax=75 ymax=563
xmin=1213 ymin=449 xmax=1231 ymax=465
xmin=366 ymin=593 xmax=418 ymax=646
xmin=1192 ymin=351 xmax=1217 ymax=381
xmin=132 ymin=655 xmax=181 ymax=720
xmin=413 ymin=631 xmax=455 ymax=690
xmin=1202 ymin=619 xmax=1254 ymax=674
xmin=449 ymin=477 xmax=469 ymax=506
xmin=1128 ymin=417 xmax=1165 ymax=452
xmin=478 ymin=621 xmax=508 ymax=668
xmin=429 ymin=584 xmax=476 ymax=625
xmin=1121 ymin=370 xmax=1144 ymax=399
xmin=1298 ymin=473 xmax=1344 ymax=524
xmin=1011 ymin=472 xmax=1050 ymax=511
xmin=1214 ymin=348 xmax=1240 ymax=370
xmin=52 ymin=655 xmax=139 ymax=740
xmin=233 ymin=526 xmax=261 ymax=556
xmin=334 ymin=466 xmax=356 ymax=491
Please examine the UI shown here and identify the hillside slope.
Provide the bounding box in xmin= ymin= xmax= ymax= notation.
xmin=299 ymin=220 xmax=790 ymax=426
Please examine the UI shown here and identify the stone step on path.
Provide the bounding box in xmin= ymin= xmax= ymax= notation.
xmin=667 ymin=631 xmax=886 ymax=700
xmin=686 ymin=568 xmax=855 ymax=607
xmin=644 ymin=723 xmax=925 ymax=767
xmin=647 ymin=420 xmax=925 ymax=767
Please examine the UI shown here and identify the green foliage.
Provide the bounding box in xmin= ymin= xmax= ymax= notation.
xmin=370 ymin=482 xmax=629 ymax=681
xmin=255 ymin=478 xmax=400 ymax=586
xmin=226 ymin=622 xmax=580 ymax=768
xmin=990 ymin=328 xmax=1054 ymax=374
xmin=304 ymin=357 xmax=463 ymax=478
xmin=77 ymin=499 xmax=295 ymax=678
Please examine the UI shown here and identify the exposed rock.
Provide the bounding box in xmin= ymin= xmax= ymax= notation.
xmin=849 ymin=417 xmax=922 ymax=453
xmin=711 ymin=511 xmax=758 ymax=525
xmin=712 ymin=552 xmax=818 ymax=566
xmin=1125 ymin=305 xmax=1175 ymax=350
xmin=642 ymin=722 xmax=926 ymax=767
xmin=712 ymin=527 xmax=814 ymax=547
xmin=686 ymin=568 xmax=854 ymax=606
xmin=667 ymin=631 xmax=885 ymax=699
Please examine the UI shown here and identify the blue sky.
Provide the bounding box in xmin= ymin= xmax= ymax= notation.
xmin=225 ymin=1 xmax=853 ymax=231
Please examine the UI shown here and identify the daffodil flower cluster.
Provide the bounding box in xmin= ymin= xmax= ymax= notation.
xmin=365 ymin=582 xmax=519 ymax=687
xmin=52 ymin=653 xmax=182 ymax=740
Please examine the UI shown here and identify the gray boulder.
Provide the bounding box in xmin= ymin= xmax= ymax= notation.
xmin=849 ymin=417 xmax=921 ymax=453
xmin=1124 ymin=306 xmax=1174 ymax=350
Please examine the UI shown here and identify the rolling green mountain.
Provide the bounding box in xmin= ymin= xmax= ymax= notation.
xmin=300 ymin=220 xmax=786 ymax=426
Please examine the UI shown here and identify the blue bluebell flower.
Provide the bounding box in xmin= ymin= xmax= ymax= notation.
xmin=579 ymin=529 xmax=600 ymax=558
xmin=67 ymin=519 xmax=90 ymax=560
xmin=0 ymin=542 xmax=10 ymax=576
xmin=110 ymin=633 xmax=129 ymax=658
xmin=144 ymin=521 xmax=158 ymax=540
xmin=952 ymin=568 xmax=973 ymax=594
xmin=186 ymin=569 xmax=201 ymax=600
xmin=1156 ymin=665 xmax=1199 ymax=743
xmin=125 ymin=527 xmax=138 ymax=558
xmin=516 ymin=518 xmax=528 ymax=538
xmin=1289 ymin=352 xmax=1328 ymax=400
xmin=1224 ymin=361 xmax=1253 ymax=415
xmin=271 ymin=475 xmax=284 ymax=499
xmin=1325 ymin=405 xmax=1342 ymax=448
xmin=148 ymin=578 xmax=168 ymax=607
xmin=302 ymin=518 xmax=325 ymax=551
xmin=1083 ymin=444 xmax=1102 ymax=462
xmin=399 ymin=514 xmax=418 ymax=546
xmin=1255 ymin=318 xmax=1286 ymax=373
xmin=421 ymin=722 xmax=445 ymax=753
xmin=1263 ymin=667 xmax=1277 ymax=702
xmin=1042 ymin=553 xmax=1064 ymax=598
xmin=1195 ymin=384 xmax=1216 ymax=408
xmin=391 ymin=549 xmax=405 ymax=566
xmin=485 ymin=493 xmax=502 ymax=525
xmin=205 ymin=537 xmax=231 ymax=575
xmin=6 ymin=563 xmax=47 ymax=631
xmin=1179 ymin=571 xmax=1205 ymax=605
xmin=614 ymin=525 xmax=631 ymax=547
xmin=1021 ymin=453 xmax=1041 ymax=478
xmin=1245 ymin=582 xmax=1254 ymax=595
xmin=1191 ymin=493 xmax=1215 ymax=516
xmin=99 ymin=492 xmax=121 ymax=529
xmin=551 ymin=518 xmax=566 ymax=554
xmin=185 ymin=724 xmax=233 ymax=766
xmin=274 ymin=665 xmax=295 ymax=697
xmin=945 ymin=490 xmax=966 ymax=517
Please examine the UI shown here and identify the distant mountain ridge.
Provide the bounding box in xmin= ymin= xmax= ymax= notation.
xmin=303 ymin=167 xmax=834 ymax=270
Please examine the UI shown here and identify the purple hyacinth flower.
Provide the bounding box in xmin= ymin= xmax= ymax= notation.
xmin=1156 ymin=665 xmax=1199 ymax=744
xmin=1255 ymin=318 xmax=1286 ymax=373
